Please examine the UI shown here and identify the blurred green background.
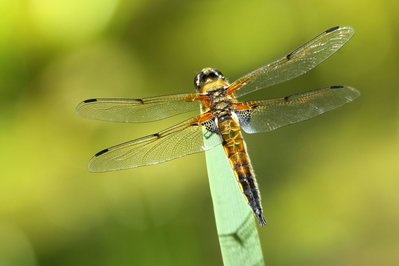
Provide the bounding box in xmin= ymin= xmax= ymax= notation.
xmin=1 ymin=0 xmax=398 ymax=265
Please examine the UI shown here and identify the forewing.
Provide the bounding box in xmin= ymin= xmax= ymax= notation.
xmin=237 ymin=86 xmax=360 ymax=134
xmin=88 ymin=115 xmax=221 ymax=172
xmin=230 ymin=26 xmax=354 ymax=98
xmin=76 ymin=93 xmax=199 ymax=122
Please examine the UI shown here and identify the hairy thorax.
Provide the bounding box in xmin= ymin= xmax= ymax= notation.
xmin=208 ymin=87 xmax=237 ymax=123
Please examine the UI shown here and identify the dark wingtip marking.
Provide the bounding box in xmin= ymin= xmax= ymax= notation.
xmin=287 ymin=26 xmax=340 ymax=60
xmin=83 ymin=98 xmax=97 ymax=103
xmin=330 ymin=85 xmax=344 ymax=89
xmin=95 ymin=148 xmax=109 ymax=157
xmin=326 ymin=26 xmax=340 ymax=33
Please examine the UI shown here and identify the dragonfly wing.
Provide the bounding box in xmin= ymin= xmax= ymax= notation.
xmin=76 ymin=93 xmax=199 ymax=122
xmin=237 ymin=86 xmax=360 ymax=134
xmin=230 ymin=26 xmax=354 ymax=98
xmin=88 ymin=114 xmax=221 ymax=172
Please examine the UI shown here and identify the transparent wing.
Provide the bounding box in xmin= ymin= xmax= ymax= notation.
xmin=88 ymin=115 xmax=221 ymax=172
xmin=76 ymin=93 xmax=199 ymax=122
xmin=236 ymin=86 xmax=360 ymax=134
xmin=229 ymin=26 xmax=354 ymax=98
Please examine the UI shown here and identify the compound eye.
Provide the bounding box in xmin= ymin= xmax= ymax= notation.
xmin=212 ymin=69 xmax=224 ymax=80
xmin=208 ymin=71 xmax=218 ymax=79
xmin=194 ymin=72 xmax=205 ymax=91
xmin=201 ymin=73 xmax=208 ymax=82
xmin=194 ymin=68 xmax=225 ymax=91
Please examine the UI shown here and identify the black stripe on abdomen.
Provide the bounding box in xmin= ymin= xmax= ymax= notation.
xmin=237 ymin=171 xmax=266 ymax=226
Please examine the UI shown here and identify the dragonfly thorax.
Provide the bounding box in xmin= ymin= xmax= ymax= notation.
xmin=209 ymin=87 xmax=235 ymax=122
xmin=194 ymin=68 xmax=229 ymax=93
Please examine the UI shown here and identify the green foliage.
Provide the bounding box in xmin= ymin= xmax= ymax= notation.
xmin=204 ymin=140 xmax=264 ymax=266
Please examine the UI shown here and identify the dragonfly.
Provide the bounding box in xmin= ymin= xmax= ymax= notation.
xmin=77 ymin=26 xmax=360 ymax=226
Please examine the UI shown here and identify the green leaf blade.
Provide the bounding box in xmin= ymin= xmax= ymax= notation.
xmin=204 ymin=134 xmax=265 ymax=266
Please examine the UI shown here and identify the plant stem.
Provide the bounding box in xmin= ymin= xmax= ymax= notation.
xmin=204 ymin=141 xmax=265 ymax=266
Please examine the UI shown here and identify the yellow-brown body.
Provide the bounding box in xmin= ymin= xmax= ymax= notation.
xmin=197 ymin=68 xmax=266 ymax=225
xmin=218 ymin=113 xmax=265 ymax=225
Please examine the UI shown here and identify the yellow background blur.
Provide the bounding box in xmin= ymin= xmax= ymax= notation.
xmin=1 ymin=0 xmax=398 ymax=265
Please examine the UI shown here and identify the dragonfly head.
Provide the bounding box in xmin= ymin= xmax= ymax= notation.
xmin=194 ymin=68 xmax=227 ymax=93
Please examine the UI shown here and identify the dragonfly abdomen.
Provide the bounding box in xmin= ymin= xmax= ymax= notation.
xmin=218 ymin=117 xmax=266 ymax=226
xmin=231 ymin=152 xmax=266 ymax=226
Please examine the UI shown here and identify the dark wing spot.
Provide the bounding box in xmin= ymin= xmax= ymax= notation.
xmin=325 ymin=26 xmax=340 ymax=33
xmin=83 ymin=99 xmax=97 ymax=103
xmin=287 ymin=26 xmax=340 ymax=60
xmin=95 ymin=148 xmax=109 ymax=157
xmin=330 ymin=85 xmax=344 ymax=89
